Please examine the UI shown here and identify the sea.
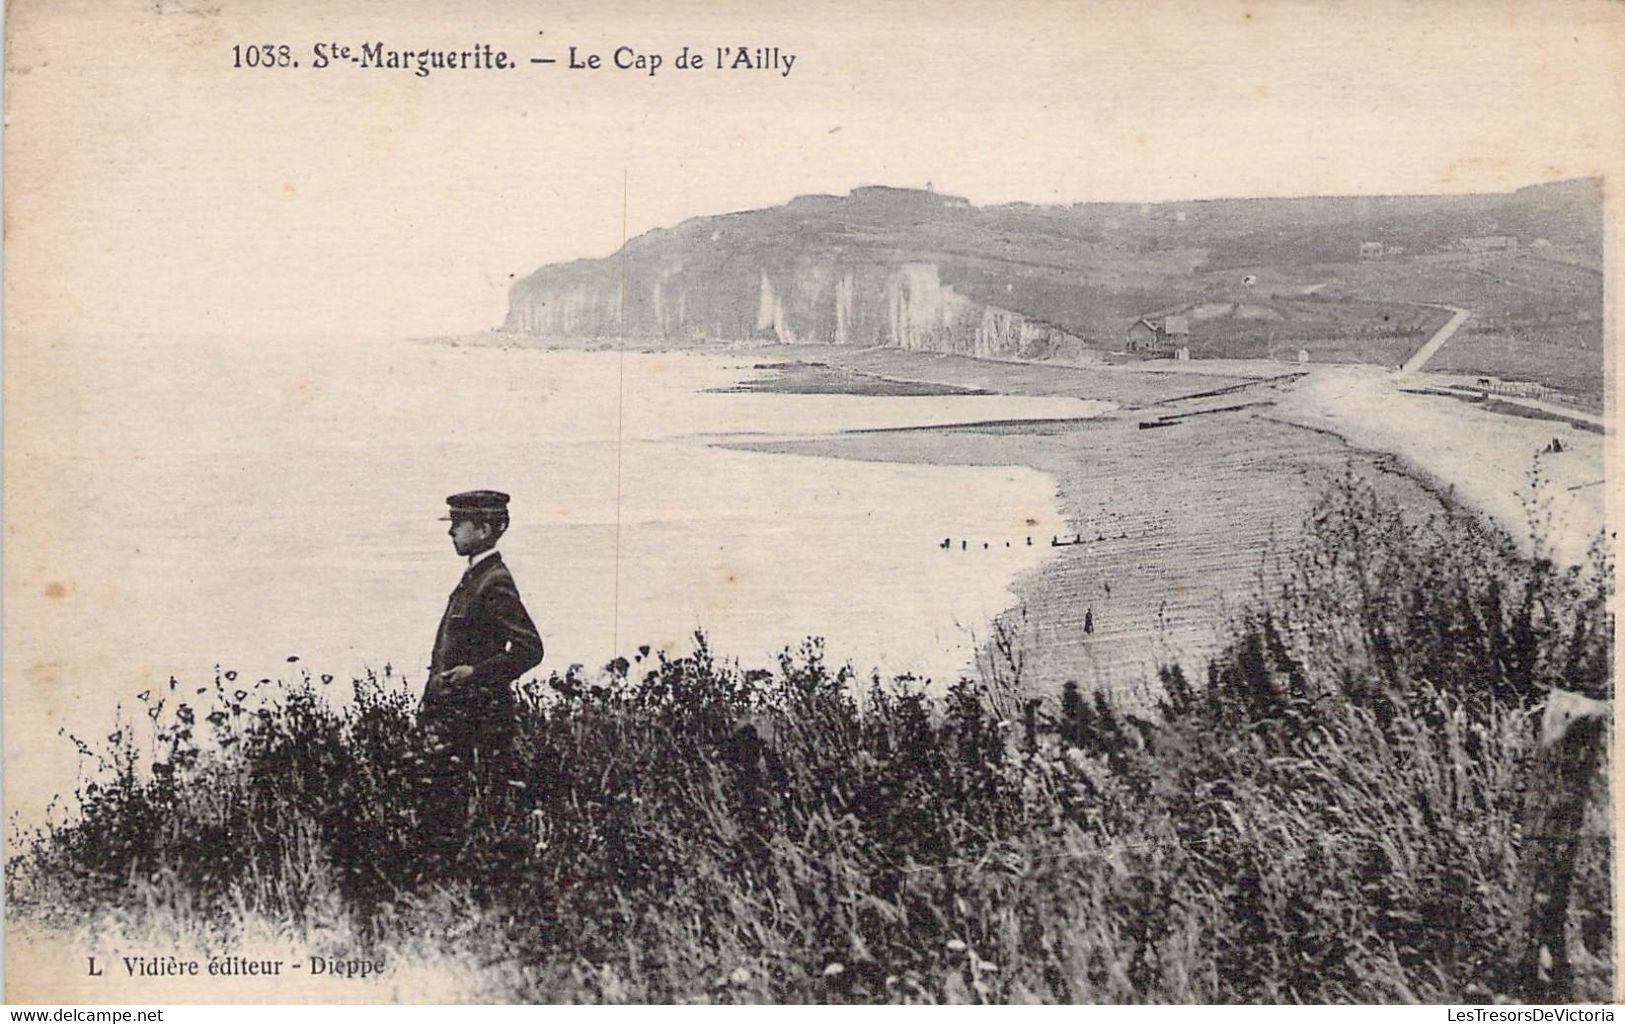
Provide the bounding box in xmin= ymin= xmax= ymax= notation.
xmin=4 ymin=334 xmax=1111 ymax=829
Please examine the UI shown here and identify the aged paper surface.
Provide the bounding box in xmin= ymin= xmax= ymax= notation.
xmin=5 ymin=0 xmax=1623 ymax=1005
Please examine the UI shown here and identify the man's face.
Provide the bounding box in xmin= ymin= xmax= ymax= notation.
xmin=448 ymin=517 xmax=492 ymax=557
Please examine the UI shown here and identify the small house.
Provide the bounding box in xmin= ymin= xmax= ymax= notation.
xmin=1360 ymin=241 xmax=1385 ymax=260
xmin=1127 ymin=314 xmax=1190 ymax=355
xmin=1125 ymin=318 xmax=1161 ymax=352
xmin=1462 ymin=235 xmax=1517 ymax=253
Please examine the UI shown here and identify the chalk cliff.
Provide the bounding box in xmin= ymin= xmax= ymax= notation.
xmin=503 ymin=180 xmax=1601 ymax=362
xmin=504 ymin=187 xmax=1099 ymax=359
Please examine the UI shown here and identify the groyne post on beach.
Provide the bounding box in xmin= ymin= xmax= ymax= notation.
xmin=1510 ymin=688 xmax=1610 ymax=1002
xmin=939 ymin=536 xmax=1034 ymax=550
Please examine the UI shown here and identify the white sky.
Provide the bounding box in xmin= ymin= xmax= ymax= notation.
xmin=5 ymin=0 xmax=1623 ymax=338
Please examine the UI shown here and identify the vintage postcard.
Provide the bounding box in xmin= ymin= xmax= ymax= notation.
xmin=4 ymin=0 xmax=1621 ymax=1006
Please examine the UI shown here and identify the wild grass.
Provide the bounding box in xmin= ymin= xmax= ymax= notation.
xmin=6 ymin=477 xmax=1612 ymax=1002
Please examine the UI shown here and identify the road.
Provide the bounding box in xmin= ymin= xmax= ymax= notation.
xmin=1400 ymin=305 xmax=1472 ymax=374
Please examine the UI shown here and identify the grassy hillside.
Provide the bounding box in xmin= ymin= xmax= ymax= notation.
xmin=7 ymin=479 xmax=1612 ymax=1003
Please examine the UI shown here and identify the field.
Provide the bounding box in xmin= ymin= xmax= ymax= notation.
xmin=1313 ymin=253 xmax=1603 ymax=324
xmin=1426 ymin=322 xmax=1606 ymax=411
xmin=1153 ymin=295 xmax=1448 ymax=365
xmin=1171 ymin=251 xmax=1603 ymax=398
xmin=1186 ymin=329 xmax=1431 ymax=368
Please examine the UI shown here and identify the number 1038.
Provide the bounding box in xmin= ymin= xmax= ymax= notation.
xmin=232 ymin=44 xmax=297 ymax=68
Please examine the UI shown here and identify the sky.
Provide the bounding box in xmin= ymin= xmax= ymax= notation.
xmin=5 ymin=0 xmax=1623 ymax=339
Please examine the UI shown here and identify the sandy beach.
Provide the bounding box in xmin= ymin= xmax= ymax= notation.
xmin=726 ymin=347 xmax=1607 ymax=700
xmin=1275 ymin=365 xmax=1606 ymax=565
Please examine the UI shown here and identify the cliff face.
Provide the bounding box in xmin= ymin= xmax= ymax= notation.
xmin=507 ymin=255 xmax=1085 ymax=359
xmin=503 ymin=181 xmax=1602 ymax=361
xmin=506 ymin=187 xmax=1093 ymax=359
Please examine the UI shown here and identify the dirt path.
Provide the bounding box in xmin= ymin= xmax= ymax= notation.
xmin=1400 ymin=305 xmax=1472 ymax=374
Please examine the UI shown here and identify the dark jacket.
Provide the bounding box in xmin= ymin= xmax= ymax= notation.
xmin=423 ymin=551 xmax=544 ymax=725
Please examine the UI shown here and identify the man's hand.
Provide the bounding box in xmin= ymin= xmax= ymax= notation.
xmin=421 ymin=665 xmax=474 ymax=713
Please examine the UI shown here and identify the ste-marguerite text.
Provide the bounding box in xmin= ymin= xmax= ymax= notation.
xmin=229 ymin=41 xmax=798 ymax=78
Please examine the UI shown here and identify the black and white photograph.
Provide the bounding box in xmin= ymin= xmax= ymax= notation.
xmin=3 ymin=0 xmax=1619 ymax=1006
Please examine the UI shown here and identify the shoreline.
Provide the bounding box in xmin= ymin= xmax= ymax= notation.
xmin=718 ymin=347 xmax=1606 ymax=699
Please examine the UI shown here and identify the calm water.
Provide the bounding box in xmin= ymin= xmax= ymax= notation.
xmin=5 ymin=335 xmax=1109 ymax=826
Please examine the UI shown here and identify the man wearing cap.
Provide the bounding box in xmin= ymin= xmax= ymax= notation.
xmin=422 ymin=489 xmax=545 ymax=760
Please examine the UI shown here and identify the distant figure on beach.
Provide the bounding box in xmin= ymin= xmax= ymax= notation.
xmin=422 ymin=489 xmax=544 ymax=765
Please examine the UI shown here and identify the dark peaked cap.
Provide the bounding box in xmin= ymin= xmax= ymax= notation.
xmin=441 ymin=489 xmax=512 ymax=521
